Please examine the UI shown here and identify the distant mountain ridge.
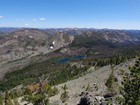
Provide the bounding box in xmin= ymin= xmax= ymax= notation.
xmin=0 ymin=27 xmax=20 ymax=33
xmin=0 ymin=28 xmax=74 ymax=63
xmin=0 ymin=28 xmax=140 ymax=63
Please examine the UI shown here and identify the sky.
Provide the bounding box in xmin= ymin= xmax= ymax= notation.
xmin=0 ymin=0 xmax=140 ymax=29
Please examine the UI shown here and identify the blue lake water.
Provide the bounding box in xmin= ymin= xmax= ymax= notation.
xmin=58 ymin=55 xmax=86 ymax=63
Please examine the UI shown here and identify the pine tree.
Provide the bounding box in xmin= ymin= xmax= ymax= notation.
xmin=122 ymin=57 xmax=140 ymax=105
xmin=105 ymin=67 xmax=117 ymax=94
xmin=61 ymin=84 xmax=69 ymax=103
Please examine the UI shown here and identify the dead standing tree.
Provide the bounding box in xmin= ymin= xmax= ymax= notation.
xmin=37 ymin=74 xmax=50 ymax=105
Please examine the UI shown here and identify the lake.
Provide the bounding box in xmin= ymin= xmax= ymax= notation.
xmin=58 ymin=55 xmax=86 ymax=63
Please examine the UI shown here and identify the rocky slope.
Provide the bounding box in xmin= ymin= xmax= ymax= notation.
xmin=49 ymin=59 xmax=135 ymax=105
xmin=14 ymin=58 xmax=135 ymax=105
xmin=0 ymin=28 xmax=74 ymax=63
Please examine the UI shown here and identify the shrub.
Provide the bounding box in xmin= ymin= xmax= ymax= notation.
xmin=44 ymin=84 xmax=59 ymax=97
xmin=4 ymin=91 xmax=14 ymax=105
xmin=13 ymin=98 xmax=20 ymax=105
xmin=85 ymin=84 xmax=92 ymax=92
xmin=0 ymin=96 xmax=4 ymax=105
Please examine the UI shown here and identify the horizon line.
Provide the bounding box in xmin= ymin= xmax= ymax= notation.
xmin=0 ymin=26 xmax=140 ymax=31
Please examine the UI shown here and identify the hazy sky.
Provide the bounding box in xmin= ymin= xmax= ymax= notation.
xmin=0 ymin=0 xmax=140 ymax=29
